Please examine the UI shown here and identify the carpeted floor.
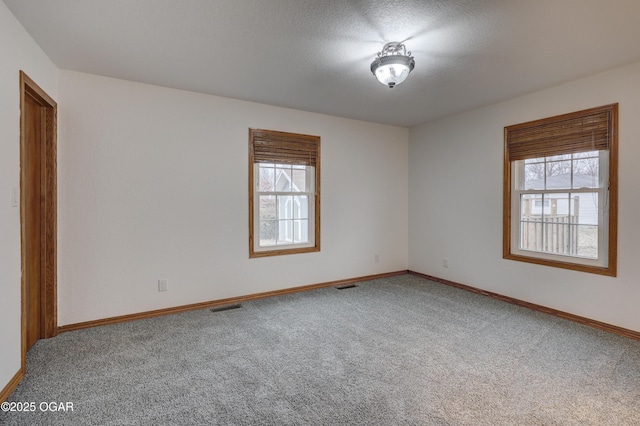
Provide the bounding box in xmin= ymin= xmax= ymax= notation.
xmin=2 ymin=274 xmax=639 ymax=425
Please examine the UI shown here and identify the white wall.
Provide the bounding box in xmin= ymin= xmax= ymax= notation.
xmin=409 ymin=61 xmax=640 ymax=332
xmin=0 ymin=2 xmax=58 ymax=392
xmin=57 ymin=70 xmax=409 ymax=326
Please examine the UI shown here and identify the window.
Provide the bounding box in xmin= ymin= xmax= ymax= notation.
xmin=503 ymin=104 xmax=618 ymax=276
xmin=249 ymin=129 xmax=320 ymax=257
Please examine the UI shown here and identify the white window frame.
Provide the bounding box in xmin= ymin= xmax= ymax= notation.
xmin=253 ymin=163 xmax=316 ymax=253
xmin=510 ymin=151 xmax=609 ymax=268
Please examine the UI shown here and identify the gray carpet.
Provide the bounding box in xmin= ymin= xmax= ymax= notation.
xmin=2 ymin=274 xmax=639 ymax=425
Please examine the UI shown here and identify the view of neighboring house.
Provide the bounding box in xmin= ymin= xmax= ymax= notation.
xmin=520 ymin=173 xmax=600 ymax=258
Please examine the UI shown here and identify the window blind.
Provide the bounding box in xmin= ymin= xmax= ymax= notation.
xmin=505 ymin=104 xmax=616 ymax=162
xmin=250 ymin=129 xmax=319 ymax=167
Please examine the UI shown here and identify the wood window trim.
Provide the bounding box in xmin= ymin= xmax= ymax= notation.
xmin=503 ymin=104 xmax=618 ymax=276
xmin=248 ymin=129 xmax=321 ymax=258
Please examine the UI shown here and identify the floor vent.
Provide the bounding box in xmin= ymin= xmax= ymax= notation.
xmin=210 ymin=304 xmax=242 ymax=313
xmin=335 ymin=284 xmax=358 ymax=290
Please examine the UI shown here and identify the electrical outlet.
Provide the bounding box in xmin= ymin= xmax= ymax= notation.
xmin=442 ymin=258 xmax=449 ymax=268
xmin=158 ymin=279 xmax=168 ymax=292
xmin=374 ymin=254 xmax=380 ymax=263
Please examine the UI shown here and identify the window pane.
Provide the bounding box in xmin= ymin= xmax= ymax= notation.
xmin=575 ymin=225 xmax=598 ymax=259
xmin=572 ymin=157 xmax=599 ymax=189
xmin=292 ymin=169 xmax=306 ymax=192
xmin=258 ymin=166 xmax=275 ymax=192
xmin=278 ymin=195 xmax=293 ymax=219
xmin=520 ymin=194 xmax=542 ymax=250
xmin=548 ymin=222 xmax=572 ymax=255
xmin=520 ymin=217 xmax=542 ymax=251
xmin=574 ymin=192 xmax=599 ymax=226
xmin=293 ymin=195 xmax=308 ymax=219
xmin=278 ymin=220 xmax=293 ymax=244
xmin=276 ymin=167 xmax=291 ymax=191
xmin=259 ymin=220 xmax=277 ymax=246
xmin=524 ymin=163 xmax=545 ymax=190
xmin=542 ymin=204 xmax=573 ymax=255
xmin=545 ymin=160 xmax=571 ymax=189
xmin=521 ymin=193 xmax=542 ymax=219
xmin=259 ymin=195 xmax=276 ymax=219
xmin=518 ymin=192 xmax=600 ymax=258
xmin=293 ymin=220 xmax=309 ymax=243
xmin=547 ymin=194 xmax=573 ymax=220
xmin=256 ymin=166 xmax=313 ymax=248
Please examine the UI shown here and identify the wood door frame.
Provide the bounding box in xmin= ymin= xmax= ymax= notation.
xmin=19 ymin=71 xmax=57 ymax=369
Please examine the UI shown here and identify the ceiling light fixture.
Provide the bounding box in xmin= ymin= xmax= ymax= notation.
xmin=370 ymin=42 xmax=415 ymax=88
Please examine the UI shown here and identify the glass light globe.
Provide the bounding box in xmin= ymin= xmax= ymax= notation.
xmin=374 ymin=63 xmax=411 ymax=88
xmin=370 ymin=43 xmax=415 ymax=88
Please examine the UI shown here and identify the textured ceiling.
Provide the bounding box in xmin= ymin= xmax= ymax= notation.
xmin=5 ymin=0 xmax=640 ymax=127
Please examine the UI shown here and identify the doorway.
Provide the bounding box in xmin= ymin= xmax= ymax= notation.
xmin=19 ymin=71 xmax=57 ymax=365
